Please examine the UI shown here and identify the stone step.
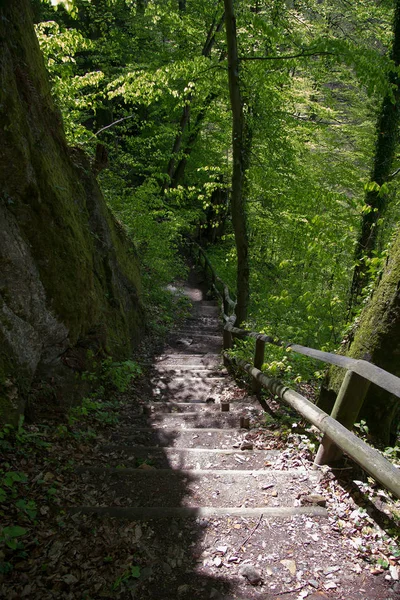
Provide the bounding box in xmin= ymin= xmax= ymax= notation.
xmin=115 ymin=412 xmax=261 ymax=429
xmin=153 ymin=368 xmax=225 ymax=379
xmin=76 ymin=467 xmax=316 ymax=508
xmin=150 ymin=378 xmax=228 ymax=402
xmin=69 ymin=505 xmax=327 ymax=519
xmin=98 ymin=445 xmax=278 ymax=470
xmin=167 ymin=340 xmax=221 ymax=354
xmin=114 ymin=412 xmax=252 ymax=428
xmin=111 ymin=427 xmax=257 ymax=449
xmin=155 ymin=353 xmax=221 ymax=367
xmin=146 ymin=413 xmax=250 ymax=429
xmin=192 ymin=305 xmax=219 ymax=316
xmin=144 ymin=401 xmax=216 ymax=413
xmin=151 ymin=375 xmax=227 ymax=387
xmin=176 ymin=326 xmax=222 ymax=336
xmin=167 ymin=333 xmax=222 ymax=343
xmin=143 ymin=400 xmax=259 ymax=413
xmin=185 ymin=316 xmax=221 ymax=328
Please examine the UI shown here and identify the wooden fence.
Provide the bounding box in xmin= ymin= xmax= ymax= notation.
xmin=191 ymin=240 xmax=400 ymax=500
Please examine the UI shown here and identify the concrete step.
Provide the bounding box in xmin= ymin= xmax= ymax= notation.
xmin=111 ymin=427 xmax=262 ymax=449
xmin=98 ymin=445 xmax=278 ymax=470
xmin=153 ymin=368 xmax=226 ymax=379
xmin=143 ymin=400 xmax=259 ymax=413
xmin=76 ymin=467 xmax=315 ymax=508
xmin=69 ymin=505 xmax=327 ymax=519
xmin=114 ymin=412 xmax=252 ymax=428
xmin=150 ymin=378 xmax=228 ymax=402
xmin=146 ymin=412 xmax=250 ymax=429
xmin=167 ymin=340 xmax=221 ymax=354
xmin=176 ymin=326 xmax=222 ymax=336
xmin=192 ymin=306 xmax=220 ymax=317
xmin=155 ymin=353 xmax=221 ymax=367
xmin=168 ymin=333 xmax=222 ymax=343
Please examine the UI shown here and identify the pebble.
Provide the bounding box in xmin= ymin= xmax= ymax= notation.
xmin=178 ymin=584 xmax=190 ymax=595
xmin=239 ymin=564 xmax=263 ymax=585
xmin=240 ymin=441 xmax=254 ymax=450
xmin=302 ymin=494 xmax=327 ymax=507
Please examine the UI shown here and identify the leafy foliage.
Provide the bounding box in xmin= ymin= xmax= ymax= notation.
xmin=34 ymin=0 xmax=400 ymax=373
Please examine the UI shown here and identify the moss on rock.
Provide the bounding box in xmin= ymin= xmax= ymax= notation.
xmin=0 ymin=0 xmax=145 ymax=423
xmin=319 ymin=232 xmax=400 ymax=444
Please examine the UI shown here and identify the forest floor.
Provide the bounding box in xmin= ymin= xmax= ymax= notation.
xmin=1 ymin=270 xmax=400 ymax=600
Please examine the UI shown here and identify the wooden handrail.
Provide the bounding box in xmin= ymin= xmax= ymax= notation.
xmin=228 ymin=327 xmax=400 ymax=399
xmin=230 ymin=356 xmax=400 ymax=499
xmin=189 ymin=239 xmax=400 ymax=498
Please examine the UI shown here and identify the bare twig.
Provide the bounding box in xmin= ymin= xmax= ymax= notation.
xmin=239 ymin=51 xmax=337 ymax=61
xmin=236 ymin=513 xmax=263 ymax=551
xmin=95 ymin=115 xmax=136 ymax=136
xmin=273 ymin=584 xmax=306 ymax=596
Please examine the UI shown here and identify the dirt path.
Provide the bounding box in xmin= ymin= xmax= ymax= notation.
xmin=1 ymin=269 xmax=399 ymax=599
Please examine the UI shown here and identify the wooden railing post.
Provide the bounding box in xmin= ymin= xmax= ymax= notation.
xmin=314 ymin=370 xmax=370 ymax=467
xmin=223 ymin=327 xmax=233 ymax=367
xmin=252 ymin=338 xmax=265 ymax=396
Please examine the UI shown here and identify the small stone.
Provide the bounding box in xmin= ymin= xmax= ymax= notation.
xmin=228 ymin=556 xmax=240 ymax=563
xmin=324 ymin=581 xmax=337 ymax=590
xmin=138 ymin=463 xmax=156 ymax=470
xmin=302 ymin=494 xmax=326 ymax=507
xmin=309 ymin=579 xmax=319 ymax=588
xmin=239 ymin=564 xmax=263 ymax=585
xmin=213 ymin=557 xmax=223 ymax=568
xmin=240 ymin=441 xmax=254 ymax=450
xmin=323 ymin=566 xmax=340 ymax=575
xmin=178 ymin=584 xmax=190 ymax=595
xmin=216 ymin=546 xmax=228 ymax=555
xmin=280 ymin=559 xmax=296 ymax=576
xmin=62 ymin=574 xmax=78 ymax=585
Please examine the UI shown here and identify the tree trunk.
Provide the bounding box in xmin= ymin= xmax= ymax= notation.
xmin=223 ymin=0 xmax=250 ymax=326
xmin=348 ymin=0 xmax=400 ymax=314
xmin=171 ymin=93 xmax=217 ymax=187
xmin=319 ymin=227 xmax=400 ymax=444
xmin=164 ymin=11 xmax=225 ymax=190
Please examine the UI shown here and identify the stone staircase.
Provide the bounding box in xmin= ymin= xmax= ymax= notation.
xmin=70 ymin=275 xmax=331 ymax=599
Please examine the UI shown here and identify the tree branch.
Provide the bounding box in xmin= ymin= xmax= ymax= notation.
xmin=95 ymin=115 xmax=136 ymax=136
xmin=239 ymin=51 xmax=337 ymax=61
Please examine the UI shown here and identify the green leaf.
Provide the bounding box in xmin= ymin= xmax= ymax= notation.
xmin=3 ymin=472 xmax=27 ymax=488
xmin=130 ymin=565 xmax=141 ymax=579
xmin=364 ymin=181 xmax=380 ymax=193
xmin=2 ymin=525 xmax=28 ymax=538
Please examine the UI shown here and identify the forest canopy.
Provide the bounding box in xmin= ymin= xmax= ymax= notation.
xmin=32 ymin=0 xmax=400 ymax=440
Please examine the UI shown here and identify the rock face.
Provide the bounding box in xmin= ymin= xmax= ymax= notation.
xmin=0 ymin=0 xmax=145 ymax=422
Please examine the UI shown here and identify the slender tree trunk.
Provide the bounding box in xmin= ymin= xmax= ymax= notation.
xmin=165 ymin=103 xmax=191 ymax=186
xmin=348 ymin=0 xmax=400 ymax=315
xmin=224 ymin=0 xmax=250 ymax=325
xmin=163 ymin=10 xmax=225 ymax=190
xmin=171 ymin=93 xmax=217 ymax=187
xmin=136 ymin=0 xmax=147 ymax=16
